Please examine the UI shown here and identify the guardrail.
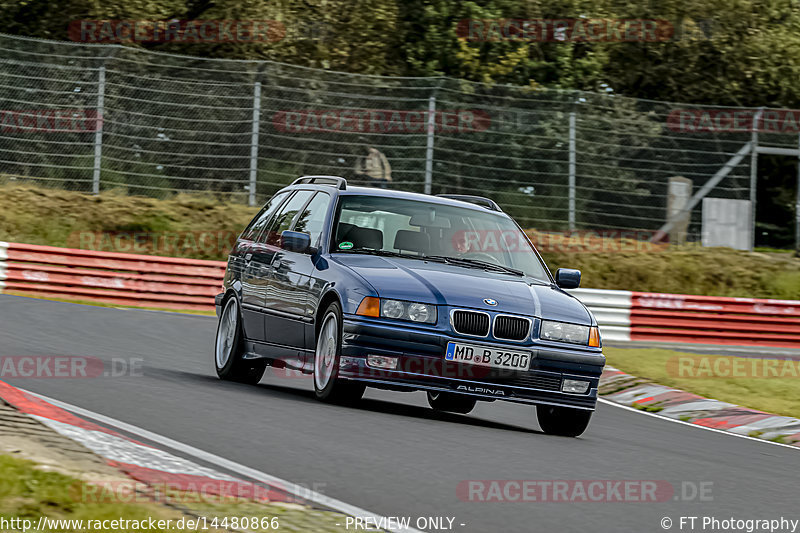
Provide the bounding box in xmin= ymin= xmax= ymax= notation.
xmin=570 ymin=288 xmax=800 ymax=348
xmin=0 ymin=242 xmax=225 ymax=311
xmin=1 ymin=242 xmax=798 ymax=347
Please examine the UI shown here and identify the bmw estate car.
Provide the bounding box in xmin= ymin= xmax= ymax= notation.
xmin=214 ymin=176 xmax=605 ymax=437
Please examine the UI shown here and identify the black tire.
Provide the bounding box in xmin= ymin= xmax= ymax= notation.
xmin=214 ymin=296 xmax=266 ymax=385
xmin=427 ymin=391 xmax=477 ymax=414
xmin=537 ymin=405 xmax=593 ymax=437
xmin=313 ymin=301 xmax=366 ymax=404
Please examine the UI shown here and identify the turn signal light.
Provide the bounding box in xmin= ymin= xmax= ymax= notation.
xmin=356 ymin=296 xmax=380 ymax=317
xmin=588 ymin=327 xmax=601 ymax=347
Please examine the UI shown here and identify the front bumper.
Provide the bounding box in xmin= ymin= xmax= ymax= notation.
xmin=215 ymin=293 xmax=224 ymax=317
xmin=340 ymin=316 xmax=605 ymax=411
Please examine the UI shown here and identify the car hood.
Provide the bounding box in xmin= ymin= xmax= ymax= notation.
xmin=333 ymin=254 xmax=592 ymax=324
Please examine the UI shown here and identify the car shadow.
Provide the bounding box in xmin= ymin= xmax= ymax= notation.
xmin=353 ymin=396 xmax=542 ymax=434
xmin=149 ymin=367 xmax=542 ymax=434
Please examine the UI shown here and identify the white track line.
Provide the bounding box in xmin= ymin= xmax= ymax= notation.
xmin=598 ymin=398 xmax=800 ymax=452
xmin=21 ymin=388 xmax=424 ymax=533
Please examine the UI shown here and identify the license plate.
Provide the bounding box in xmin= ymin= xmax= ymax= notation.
xmin=445 ymin=342 xmax=531 ymax=371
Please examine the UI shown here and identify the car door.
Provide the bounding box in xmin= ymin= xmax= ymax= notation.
xmin=239 ymin=191 xmax=290 ymax=341
xmin=263 ymin=190 xmax=332 ymax=351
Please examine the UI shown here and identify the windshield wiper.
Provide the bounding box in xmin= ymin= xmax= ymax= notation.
xmin=338 ymin=250 xmax=526 ymax=277
xmin=338 ymin=248 xmax=426 ymax=260
xmin=423 ymin=255 xmax=524 ymax=276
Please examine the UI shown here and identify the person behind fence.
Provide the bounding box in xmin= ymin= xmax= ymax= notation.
xmin=354 ymin=146 xmax=392 ymax=188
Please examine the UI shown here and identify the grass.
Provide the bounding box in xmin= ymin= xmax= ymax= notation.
xmin=0 ymin=184 xmax=258 ymax=261
xmin=0 ymin=183 xmax=799 ymax=298
xmin=604 ymin=347 xmax=800 ymax=418
xmin=0 ymin=454 xmax=350 ymax=532
xmin=534 ymin=229 xmax=800 ymax=299
xmin=0 ymin=454 xmax=203 ymax=532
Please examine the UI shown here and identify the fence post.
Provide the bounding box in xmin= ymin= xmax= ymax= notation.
xmin=749 ymin=107 xmax=764 ymax=250
xmin=92 ymin=64 xmax=106 ymax=195
xmin=568 ymin=110 xmax=577 ymax=231
xmin=249 ymin=81 xmax=262 ymax=207
xmin=424 ymin=95 xmax=436 ymax=195
xmin=796 ymin=133 xmax=800 ymax=256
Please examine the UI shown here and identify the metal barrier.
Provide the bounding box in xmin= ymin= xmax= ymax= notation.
xmin=0 ymin=242 xmax=225 ymax=311
xmin=571 ymin=288 xmax=800 ymax=348
xmin=1 ymin=241 xmax=798 ymax=347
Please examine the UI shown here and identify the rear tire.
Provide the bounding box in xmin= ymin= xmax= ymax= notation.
xmin=536 ymin=405 xmax=592 ymax=437
xmin=427 ymin=391 xmax=477 ymax=414
xmin=214 ymin=296 xmax=266 ymax=385
xmin=313 ymin=302 xmax=366 ymax=404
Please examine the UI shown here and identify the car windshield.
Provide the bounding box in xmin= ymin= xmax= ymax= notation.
xmin=332 ymin=195 xmax=550 ymax=281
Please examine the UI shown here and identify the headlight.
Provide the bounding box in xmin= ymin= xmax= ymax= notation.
xmin=381 ymin=299 xmax=437 ymax=324
xmin=382 ymin=299 xmax=405 ymax=319
xmin=539 ymin=320 xmax=595 ymax=345
xmin=407 ymin=303 xmax=433 ymax=323
xmin=356 ymin=297 xmax=437 ymax=324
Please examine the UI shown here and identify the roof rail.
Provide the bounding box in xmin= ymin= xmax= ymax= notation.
xmin=436 ymin=194 xmax=502 ymax=212
xmin=292 ymin=175 xmax=347 ymax=190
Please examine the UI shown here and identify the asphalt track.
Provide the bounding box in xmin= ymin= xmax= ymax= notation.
xmin=1 ymin=294 xmax=798 ymax=533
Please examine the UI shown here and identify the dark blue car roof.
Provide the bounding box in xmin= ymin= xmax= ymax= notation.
xmin=282 ymin=184 xmax=504 ymax=215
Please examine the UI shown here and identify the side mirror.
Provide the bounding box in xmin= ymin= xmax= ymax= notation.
xmin=280 ymin=230 xmax=311 ymax=253
xmin=555 ymin=268 xmax=581 ymax=289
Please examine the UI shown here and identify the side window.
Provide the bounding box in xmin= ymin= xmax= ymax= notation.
xmin=263 ymin=190 xmax=315 ymax=246
xmin=292 ymin=192 xmax=332 ymax=247
xmin=240 ymin=191 xmax=289 ymax=242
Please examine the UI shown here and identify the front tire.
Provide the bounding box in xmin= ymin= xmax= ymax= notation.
xmin=537 ymin=405 xmax=592 ymax=437
xmin=215 ymin=296 xmax=266 ymax=385
xmin=427 ymin=391 xmax=477 ymax=414
xmin=313 ymin=302 xmax=365 ymax=404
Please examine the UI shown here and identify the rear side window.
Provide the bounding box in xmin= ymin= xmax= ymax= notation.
xmin=263 ymin=190 xmax=315 ymax=246
xmin=292 ymin=192 xmax=332 ymax=247
xmin=240 ymin=191 xmax=289 ymax=242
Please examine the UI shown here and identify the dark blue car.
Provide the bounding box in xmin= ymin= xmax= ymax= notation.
xmin=214 ymin=176 xmax=605 ymax=436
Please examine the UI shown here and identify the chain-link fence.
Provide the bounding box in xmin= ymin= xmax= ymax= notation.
xmin=0 ymin=32 xmax=795 ymax=242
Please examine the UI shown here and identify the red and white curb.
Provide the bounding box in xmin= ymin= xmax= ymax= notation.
xmin=600 ymin=367 xmax=800 ymax=447
xmin=0 ymin=381 xmax=288 ymax=502
xmin=0 ymin=381 xmax=423 ymax=533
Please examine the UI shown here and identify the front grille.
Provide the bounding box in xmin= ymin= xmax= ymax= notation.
xmin=452 ymin=310 xmax=490 ymax=336
xmin=494 ymin=315 xmax=530 ymax=341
